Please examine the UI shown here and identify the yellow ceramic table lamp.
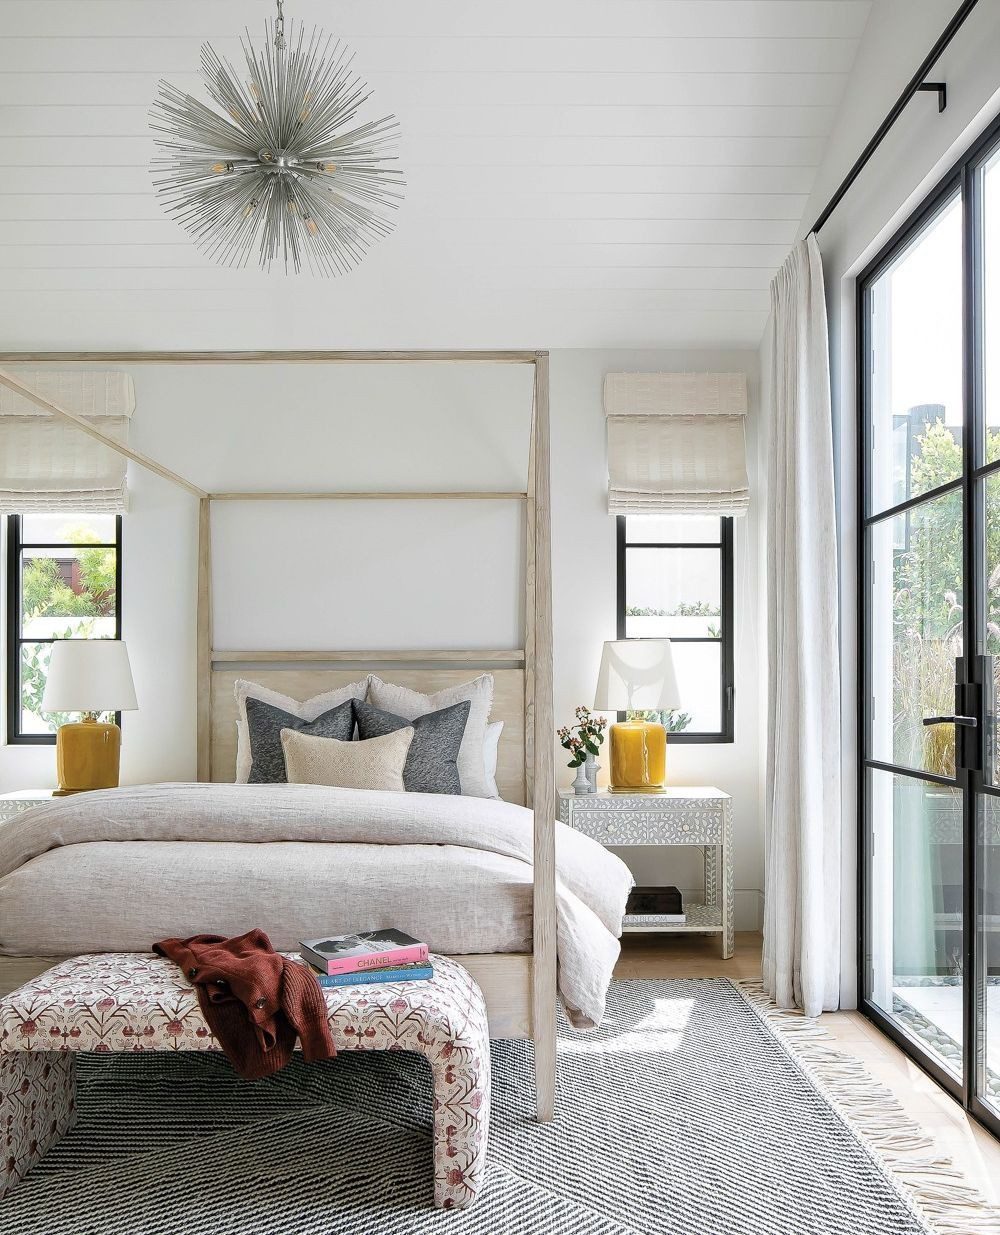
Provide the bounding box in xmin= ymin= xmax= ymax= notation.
xmin=593 ymin=639 xmax=680 ymax=793
xmin=41 ymin=640 xmax=138 ymax=795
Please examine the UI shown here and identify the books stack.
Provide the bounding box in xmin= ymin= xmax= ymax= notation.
xmin=299 ymin=928 xmax=433 ymax=988
xmin=623 ymin=885 xmax=686 ymax=929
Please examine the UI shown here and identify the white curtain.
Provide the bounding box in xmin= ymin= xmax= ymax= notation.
xmin=0 ymin=371 xmax=134 ymax=512
xmin=603 ymin=371 xmax=750 ymax=516
xmin=764 ymin=233 xmax=842 ymax=1016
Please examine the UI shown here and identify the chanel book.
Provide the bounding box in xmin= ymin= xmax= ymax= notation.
xmin=299 ymin=928 xmax=428 ymax=976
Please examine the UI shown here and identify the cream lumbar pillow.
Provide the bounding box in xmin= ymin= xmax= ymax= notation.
xmin=280 ymin=726 xmax=414 ymax=792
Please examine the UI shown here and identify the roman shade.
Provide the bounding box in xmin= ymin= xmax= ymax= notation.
xmin=0 ymin=371 xmax=135 ymax=512
xmin=603 ymin=371 xmax=750 ymax=516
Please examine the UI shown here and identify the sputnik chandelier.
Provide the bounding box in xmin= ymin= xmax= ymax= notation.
xmin=149 ymin=0 xmax=403 ymax=276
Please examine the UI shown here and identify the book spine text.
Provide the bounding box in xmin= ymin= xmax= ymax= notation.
xmin=315 ymin=965 xmax=434 ymax=988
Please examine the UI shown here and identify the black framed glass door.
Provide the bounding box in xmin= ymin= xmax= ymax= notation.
xmin=859 ymin=115 xmax=1000 ymax=1136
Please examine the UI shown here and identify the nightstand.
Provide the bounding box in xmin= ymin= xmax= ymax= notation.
xmin=558 ymin=787 xmax=734 ymax=958
xmin=0 ymin=791 xmax=56 ymax=824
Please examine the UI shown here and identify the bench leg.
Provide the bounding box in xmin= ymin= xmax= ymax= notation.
xmin=429 ymin=1045 xmax=491 ymax=1210
xmin=0 ymin=1052 xmax=77 ymax=1200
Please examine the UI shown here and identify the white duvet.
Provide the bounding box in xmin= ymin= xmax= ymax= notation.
xmin=0 ymin=782 xmax=633 ymax=1028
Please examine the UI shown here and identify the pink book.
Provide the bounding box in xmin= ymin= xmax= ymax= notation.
xmin=299 ymin=928 xmax=429 ymax=977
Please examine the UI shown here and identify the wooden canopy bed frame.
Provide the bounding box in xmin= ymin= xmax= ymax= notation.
xmin=0 ymin=350 xmax=557 ymax=1122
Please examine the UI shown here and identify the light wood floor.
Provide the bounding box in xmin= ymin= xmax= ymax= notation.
xmin=617 ymin=932 xmax=1000 ymax=1205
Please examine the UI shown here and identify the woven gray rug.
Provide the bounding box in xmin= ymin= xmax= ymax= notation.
xmin=0 ymin=979 xmax=936 ymax=1235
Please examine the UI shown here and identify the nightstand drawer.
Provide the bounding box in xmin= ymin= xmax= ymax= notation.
xmin=566 ymin=804 xmax=724 ymax=846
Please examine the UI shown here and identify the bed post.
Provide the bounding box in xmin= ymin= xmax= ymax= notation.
xmin=196 ymin=497 xmax=212 ymax=782
xmin=530 ymin=351 xmax=557 ymax=1123
xmin=525 ymin=394 xmax=536 ymax=808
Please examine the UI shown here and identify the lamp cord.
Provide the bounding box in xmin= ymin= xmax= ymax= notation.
xmin=274 ymin=0 xmax=286 ymax=50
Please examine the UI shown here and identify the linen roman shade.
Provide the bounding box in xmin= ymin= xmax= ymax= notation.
xmin=0 ymin=371 xmax=135 ymax=512
xmin=603 ymin=371 xmax=750 ymax=516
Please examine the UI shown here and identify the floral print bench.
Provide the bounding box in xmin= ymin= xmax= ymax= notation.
xmin=0 ymin=951 xmax=490 ymax=1210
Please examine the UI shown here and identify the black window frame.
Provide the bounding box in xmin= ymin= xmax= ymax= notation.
xmin=615 ymin=514 xmax=735 ymax=743
xmin=5 ymin=513 xmax=123 ymax=745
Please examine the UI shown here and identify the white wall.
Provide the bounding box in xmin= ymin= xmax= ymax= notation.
xmin=791 ymin=0 xmax=1000 ymax=1005
xmin=0 ymin=350 xmax=764 ymax=927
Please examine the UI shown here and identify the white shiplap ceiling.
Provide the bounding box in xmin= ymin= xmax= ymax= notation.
xmin=0 ymin=0 xmax=871 ymax=350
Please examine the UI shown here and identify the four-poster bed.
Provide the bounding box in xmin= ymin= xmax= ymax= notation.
xmin=0 ymin=350 xmax=562 ymax=1121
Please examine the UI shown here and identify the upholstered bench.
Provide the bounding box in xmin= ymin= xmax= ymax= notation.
xmin=0 ymin=951 xmax=490 ymax=1210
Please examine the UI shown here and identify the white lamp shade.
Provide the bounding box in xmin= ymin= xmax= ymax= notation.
xmin=41 ymin=639 xmax=138 ymax=714
xmin=593 ymin=639 xmax=680 ymax=712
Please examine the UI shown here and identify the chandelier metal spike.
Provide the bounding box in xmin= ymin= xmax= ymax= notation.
xmin=149 ymin=0 xmax=403 ymax=276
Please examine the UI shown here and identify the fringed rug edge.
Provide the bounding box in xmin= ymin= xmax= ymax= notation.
xmin=733 ymin=979 xmax=1000 ymax=1235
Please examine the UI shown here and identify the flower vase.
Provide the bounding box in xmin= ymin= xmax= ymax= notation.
xmin=571 ymin=763 xmax=591 ymax=795
xmin=585 ymin=754 xmax=600 ymax=794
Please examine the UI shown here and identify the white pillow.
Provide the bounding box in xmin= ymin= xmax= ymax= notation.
xmin=233 ymin=676 xmax=369 ymax=783
xmin=366 ymin=674 xmax=495 ymax=798
xmin=483 ymin=720 xmax=504 ymax=798
xmin=280 ymin=727 xmax=413 ymax=792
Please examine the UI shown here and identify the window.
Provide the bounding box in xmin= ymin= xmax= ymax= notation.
xmin=616 ymin=514 xmax=734 ymax=742
xmin=5 ymin=513 xmax=122 ymax=744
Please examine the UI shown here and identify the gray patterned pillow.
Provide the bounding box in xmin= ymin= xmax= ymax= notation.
xmin=353 ymin=698 xmax=471 ymax=795
xmin=245 ymin=696 xmax=354 ymax=784
xmin=366 ymin=674 xmax=493 ymax=797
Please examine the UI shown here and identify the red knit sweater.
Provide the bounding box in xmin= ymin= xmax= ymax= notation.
xmin=153 ymin=929 xmax=335 ymax=1080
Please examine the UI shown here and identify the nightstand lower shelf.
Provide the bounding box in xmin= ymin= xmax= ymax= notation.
xmin=623 ymin=903 xmax=722 ymax=935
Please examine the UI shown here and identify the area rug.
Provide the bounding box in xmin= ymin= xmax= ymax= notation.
xmin=2 ymin=979 xmax=997 ymax=1235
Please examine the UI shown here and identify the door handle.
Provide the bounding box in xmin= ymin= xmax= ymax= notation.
xmin=923 ymin=715 xmax=978 ymax=727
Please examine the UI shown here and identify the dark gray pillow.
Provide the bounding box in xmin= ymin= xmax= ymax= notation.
xmin=353 ymin=698 xmax=470 ymax=795
xmin=245 ymin=696 xmax=354 ymax=784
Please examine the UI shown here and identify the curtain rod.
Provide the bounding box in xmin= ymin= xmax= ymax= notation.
xmin=811 ymin=0 xmax=979 ymax=235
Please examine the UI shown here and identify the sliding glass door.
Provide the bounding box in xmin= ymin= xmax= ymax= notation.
xmin=860 ymin=117 xmax=1000 ymax=1134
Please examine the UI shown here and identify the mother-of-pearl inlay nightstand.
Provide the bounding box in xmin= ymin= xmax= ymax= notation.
xmin=0 ymin=792 xmax=56 ymax=826
xmin=558 ymin=786 xmax=734 ymax=958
